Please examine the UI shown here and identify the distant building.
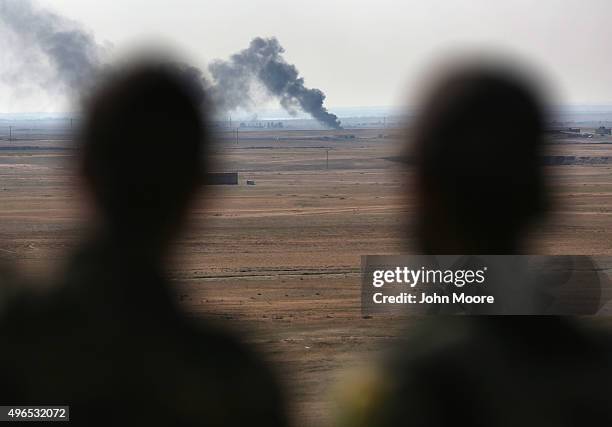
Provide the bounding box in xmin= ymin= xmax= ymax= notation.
xmin=239 ymin=121 xmax=284 ymax=129
xmin=205 ymin=172 xmax=238 ymax=185
xmin=595 ymin=126 xmax=611 ymax=136
xmin=240 ymin=122 xmax=265 ymax=129
xmin=546 ymin=126 xmax=581 ymax=134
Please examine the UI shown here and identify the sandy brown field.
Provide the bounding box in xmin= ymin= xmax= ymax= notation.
xmin=1 ymin=128 xmax=611 ymax=426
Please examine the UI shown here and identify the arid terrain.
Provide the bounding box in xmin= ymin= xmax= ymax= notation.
xmin=0 ymin=127 xmax=611 ymax=426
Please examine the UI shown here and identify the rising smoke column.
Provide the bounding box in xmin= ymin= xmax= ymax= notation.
xmin=0 ymin=0 xmax=106 ymax=107
xmin=0 ymin=1 xmax=340 ymax=127
xmin=208 ymin=37 xmax=342 ymax=129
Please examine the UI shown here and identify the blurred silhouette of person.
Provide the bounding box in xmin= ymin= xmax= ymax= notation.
xmin=334 ymin=65 xmax=612 ymax=427
xmin=412 ymin=65 xmax=546 ymax=255
xmin=0 ymin=257 xmax=17 ymax=316
xmin=0 ymin=63 xmax=287 ymax=427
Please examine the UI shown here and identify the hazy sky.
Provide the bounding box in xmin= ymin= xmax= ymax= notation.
xmin=3 ymin=0 xmax=612 ymax=111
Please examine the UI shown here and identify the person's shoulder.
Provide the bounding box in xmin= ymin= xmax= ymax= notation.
xmin=162 ymin=318 xmax=289 ymax=425
xmin=182 ymin=317 xmax=276 ymax=374
xmin=391 ymin=317 xmax=487 ymax=364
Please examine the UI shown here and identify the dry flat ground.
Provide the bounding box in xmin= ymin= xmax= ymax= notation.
xmin=0 ymin=128 xmax=611 ymax=426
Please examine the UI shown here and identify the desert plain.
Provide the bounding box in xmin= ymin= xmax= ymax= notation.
xmin=0 ymin=127 xmax=611 ymax=426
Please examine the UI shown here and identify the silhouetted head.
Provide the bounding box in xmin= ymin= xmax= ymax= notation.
xmin=410 ymin=66 xmax=546 ymax=253
xmin=80 ymin=62 xmax=208 ymax=250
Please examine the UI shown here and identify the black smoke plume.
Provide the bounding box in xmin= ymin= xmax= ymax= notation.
xmin=0 ymin=1 xmax=341 ymax=127
xmin=208 ymin=37 xmax=342 ymax=129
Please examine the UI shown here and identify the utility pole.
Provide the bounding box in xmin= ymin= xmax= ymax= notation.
xmin=8 ymin=125 xmax=12 ymax=141
xmin=235 ymin=127 xmax=239 ymax=145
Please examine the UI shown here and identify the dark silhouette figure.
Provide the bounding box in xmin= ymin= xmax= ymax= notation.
xmin=411 ymin=66 xmax=546 ymax=254
xmin=0 ymin=64 xmax=287 ymax=427
xmin=335 ymin=66 xmax=612 ymax=427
